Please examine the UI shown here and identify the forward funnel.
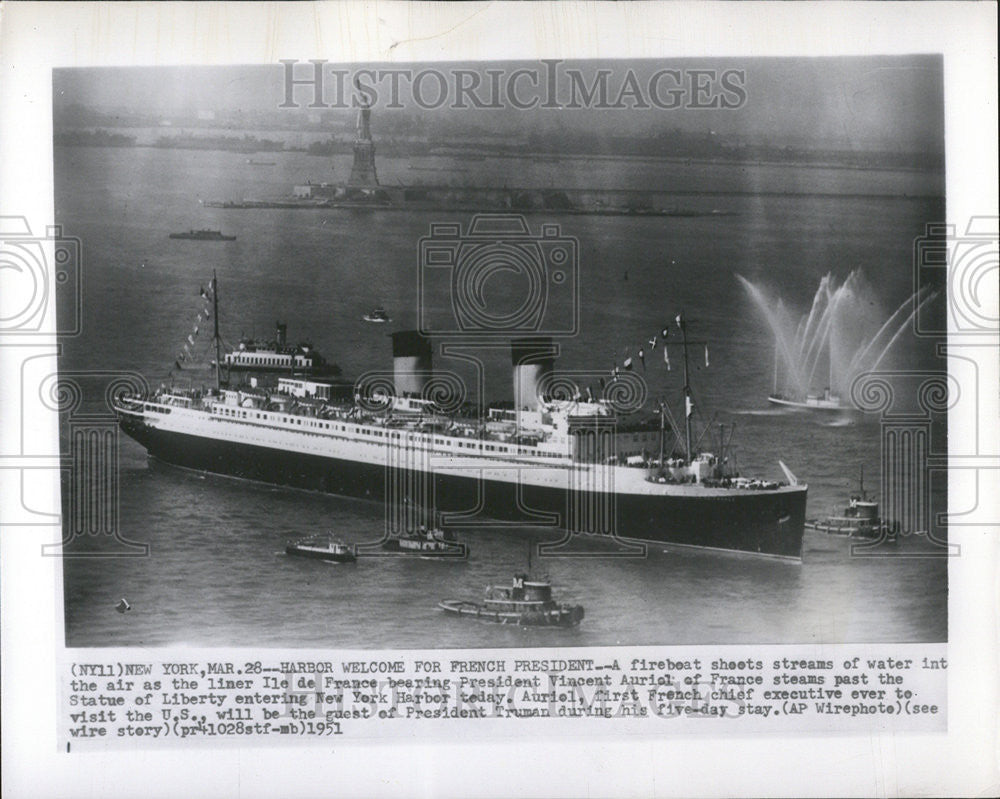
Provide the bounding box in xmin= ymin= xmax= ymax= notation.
xmin=391 ymin=330 xmax=432 ymax=397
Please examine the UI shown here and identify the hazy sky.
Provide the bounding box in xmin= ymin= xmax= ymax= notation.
xmin=54 ymin=56 xmax=943 ymax=151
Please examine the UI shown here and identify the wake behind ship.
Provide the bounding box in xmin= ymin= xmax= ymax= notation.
xmin=115 ymin=280 xmax=807 ymax=561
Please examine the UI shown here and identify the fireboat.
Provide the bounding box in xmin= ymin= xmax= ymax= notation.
xmin=768 ymin=387 xmax=848 ymax=412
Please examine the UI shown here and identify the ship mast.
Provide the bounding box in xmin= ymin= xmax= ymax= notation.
xmin=828 ymin=335 xmax=834 ymax=395
xmin=213 ymin=269 xmax=221 ymax=391
xmin=679 ymin=317 xmax=693 ymax=463
xmin=773 ymin=339 xmax=779 ymax=394
xmin=658 ymin=400 xmax=666 ymax=466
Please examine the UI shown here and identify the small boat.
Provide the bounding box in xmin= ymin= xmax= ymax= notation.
xmin=439 ymin=573 xmax=584 ymax=627
xmin=168 ymin=229 xmax=236 ymax=241
xmin=285 ymin=536 xmax=357 ymax=563
xmin=382 ymin=525 xmax=466 ymax=558
xmin=805 ymin=467 xmax=891 ymax=539
xmin=767 ymin=333 xmax=851 ymax=412
xmin=768 ymin=390 xmax=849 ymax=412
xmin=246 ymin=159 xmax=276 ymax=166
xmin=362 ymin=306 xmax=391 ymax=323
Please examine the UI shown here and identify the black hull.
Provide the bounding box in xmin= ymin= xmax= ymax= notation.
xmin=168 ymin=234 xmax=236 ymax=241
xmin=120 ymin=418 xmax=806 ymax=560
xmin=439 ymin=601 xmax=584 ymax=627
xmin=382 ymin=540 xmax=466 ymax=558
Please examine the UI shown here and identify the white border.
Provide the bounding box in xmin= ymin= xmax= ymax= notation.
xmin=2 ymin=2 xmax=997 ymax=797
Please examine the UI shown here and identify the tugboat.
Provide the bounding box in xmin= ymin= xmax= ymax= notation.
xmin=805 ymin=467 xmax=887 ymax=539
xmin=362 ymin=306 xmax=391 ymax=323
xmin=168 ymin=229 xmax=236 ymax=241
xmin=439 ymin=573 xmax=584 ymax=627
xmin=285 ymin=536 xmax=357 ymax=563
xmin=382 ymin=525 xmax=466 ymax=558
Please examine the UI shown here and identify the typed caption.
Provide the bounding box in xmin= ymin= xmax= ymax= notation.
xmin=61 ymin=645 xmax=946 ymax=747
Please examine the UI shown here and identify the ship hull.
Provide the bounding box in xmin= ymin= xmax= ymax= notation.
xmin=285 ymin=544 xmax=356 ymax=563
xmin=382 ymin=539 xmax=465 ymax=558
xmin=120 ymin=416 xmax=806 ymax=561
xmin=767 ymin=395 xmax=850 ymax=413
xmin=438 ymin=600 xmax=584 ymax=627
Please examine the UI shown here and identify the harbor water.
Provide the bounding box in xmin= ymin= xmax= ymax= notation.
xmin=56 ymin=145 xmax=948 ymax=648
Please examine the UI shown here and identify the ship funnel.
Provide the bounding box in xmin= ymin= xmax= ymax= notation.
xmin=276 ymin=321 xmax=287 ymax=348
xmin=391 ymin=330 xmax=433 ymax=397
xmin=511 ymin=337 xmax=555 ymax=411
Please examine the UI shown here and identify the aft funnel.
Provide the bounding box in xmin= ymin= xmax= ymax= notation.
xmin=510 ymin=337 xmax=555 ymax=411
xmin=391 ymin=330 xmax=433 ymax=397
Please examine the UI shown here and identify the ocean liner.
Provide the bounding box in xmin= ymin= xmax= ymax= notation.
xmin=115 ymin=278 xmax=808 ymax=560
